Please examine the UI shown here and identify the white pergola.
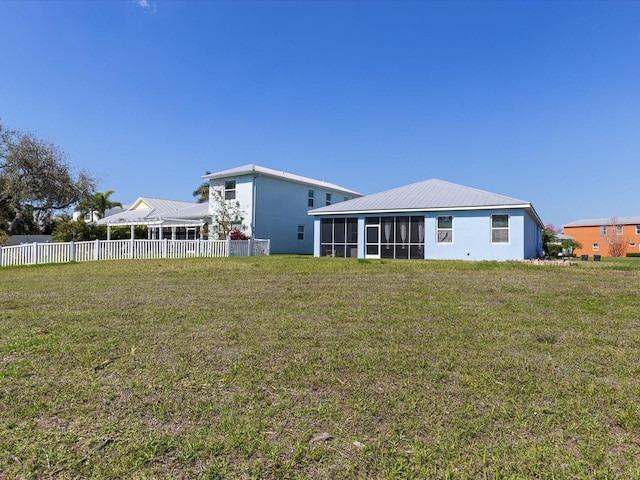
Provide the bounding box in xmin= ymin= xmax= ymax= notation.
xmin=96 ymin=198 xmax=212 ymax=240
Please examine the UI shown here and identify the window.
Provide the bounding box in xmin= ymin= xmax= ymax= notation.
xmin=308 ymin=190 xmax=314 ymax=207
xmin=343 ymin=196 xmax=349 ymax=202
xmin=326 ymin=193 xmax=332 ymax=206
xmin=297 ymin=225 xmax=304 ymax=240
xmin=224 ymin=180 xmax=236 ymax=200
xmin=491 ymin=214 xmax=509 ymax=243
xmin=593 ymin=243 xmax=599 ymax=251
xmin=437 ymin=216 xmax=453 ymax=243
xmin=320 ymin=218 xmax=358 ymax=257
xmin=600 ymin=226 xmax=607 ymax=236
xmin=616 ymin=225 xmax=623 ymax=235
xmin=636 ymin=226 xmax=640 ymax=235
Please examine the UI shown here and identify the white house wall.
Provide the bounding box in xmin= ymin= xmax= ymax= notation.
xmin=209 ymin=175 xmax=255 ymax=237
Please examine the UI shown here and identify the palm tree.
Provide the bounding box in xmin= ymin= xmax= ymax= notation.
xmin=193 ymin=171 xmax=211 ymax=203
xmin=75 ymin=190 xmax=122 ymax=221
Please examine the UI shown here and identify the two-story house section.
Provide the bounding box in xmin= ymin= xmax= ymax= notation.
xmin=563 ymin=216 xmax=640 ymax=257
xmin=202 ymin=164 xmax=362 ymax=254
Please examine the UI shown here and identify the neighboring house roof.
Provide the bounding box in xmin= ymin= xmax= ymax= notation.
xmin=564 ymin=216 xmax=640 ymax=228
xmin=555 ymin=233 xmax=575 ymax=241
xmin=97 ymin=197 xmax=206 ymax=226
xmin=203 ymin=164 xmax=362 ymax=196
xmin=309 ymin=178 xmax=543 ymax=227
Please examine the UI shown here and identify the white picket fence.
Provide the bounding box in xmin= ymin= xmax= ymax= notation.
xmin=0 ymin=238 xmax=270 ymax=267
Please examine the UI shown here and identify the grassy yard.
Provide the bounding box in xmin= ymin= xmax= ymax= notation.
xmin=1 ymin=256 xmax=639 ymax=479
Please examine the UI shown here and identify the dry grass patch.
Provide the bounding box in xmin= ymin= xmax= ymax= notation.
xmin=1 ymin=256 xmax=640 ymax=478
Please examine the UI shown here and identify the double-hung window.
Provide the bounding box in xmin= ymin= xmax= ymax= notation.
xmin=600 ymin=226 xmax=607 ymax=236
xmin=491 ymin=214 xmax=509 ymax=243
xmin=616 ymin=225 xmax=624 ymax=235
xmin=297 ymin=225 xmax=304 ymax=240
xmin=224 ymin=180 xmax=236 ymax=200
xmin=308 ymin=190 xmax=314 ymax=207
xmin=326 ymin=193 xmax=332 ymax=206
xmin=437 ymin=216 xmax=453 ymax=243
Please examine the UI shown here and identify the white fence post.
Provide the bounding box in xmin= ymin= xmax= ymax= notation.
xmin=32 ymin=243 xmax=38 ymax=265
xmin=94 ymin=239 xmax=100 ymax=261
xmin=163 ymin=238 xmax=168 ymax=258
xmin=70 ymin=241 xmax=76 ymax=262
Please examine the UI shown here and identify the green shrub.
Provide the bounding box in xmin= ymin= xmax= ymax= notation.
xmin=626 ymin=252 xmax=640 ymax=257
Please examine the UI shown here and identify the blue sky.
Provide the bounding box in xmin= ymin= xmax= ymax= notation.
xmin=1 ymin=0 xmax=639 ymax=229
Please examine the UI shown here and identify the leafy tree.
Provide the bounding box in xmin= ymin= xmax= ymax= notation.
xmin=210 ymin=188 xmax=245 ymax=239
xmin=0 ymin=120 xmax=96 ymax=234
xmin=75 ymin=190 xmax=122 ymax=220
xmin=51 ymin=214 xmax=105 ymax=242
xmin=192 ymin=171 xmax=211 ymax=203
xmin=542 ymin=227 xmax=558 ymax=257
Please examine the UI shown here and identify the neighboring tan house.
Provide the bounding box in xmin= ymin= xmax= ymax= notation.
xmin=203 ymin=164 xmax=362 ymax=254
xmin=563 ymin=217 xmax=640 ymax=257
xmin=97 ymin=197 xmax=210 ymax=240
xmin=309 ymin=178 xmax=544 ymax=261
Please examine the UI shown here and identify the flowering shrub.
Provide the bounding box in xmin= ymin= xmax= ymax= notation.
xmin=230 ymin=226 xmax=250 ymax=240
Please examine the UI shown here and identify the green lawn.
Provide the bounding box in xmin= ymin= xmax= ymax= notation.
xmin=1 ymin=256 xmax=639 ymax=479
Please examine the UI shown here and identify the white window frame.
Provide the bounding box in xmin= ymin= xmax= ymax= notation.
xmin=600 ymin=225 xmax=607 ymax=236
xmin=636 ymin=225 xmax=640 ymax=235
xmin=436 ymin=216 xmax=453 ymax=243
xmin=491 ymin=214 xmax=509 ymax=244
xmin=593 ymin=243 xmax=599 ymax=252
xmin=224 ymin=180 xmax=236 ymax=200
xmin=616 ymin=225 xmax=623 ymax=235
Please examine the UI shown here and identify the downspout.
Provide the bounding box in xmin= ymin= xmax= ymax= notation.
xmin=252 ymin=174 xmax=258 ymax=237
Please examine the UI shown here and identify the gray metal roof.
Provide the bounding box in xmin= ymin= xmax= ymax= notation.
xmin=564 ymin=216 xmax=640 ymax=228
xmin=309 ymin=178 xmax=538 ymax=218
xmin=203 ymin=164 xmax=362 ymax=196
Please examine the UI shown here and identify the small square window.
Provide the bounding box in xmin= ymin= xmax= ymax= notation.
xmin=593 ymin=243 xmax=599 ymax=251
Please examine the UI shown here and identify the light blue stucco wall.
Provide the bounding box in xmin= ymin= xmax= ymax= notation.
xmin=424 ymin=209 xmax=527 ymax=261
xmin=313 ymin=208 xmax=542 ymax=261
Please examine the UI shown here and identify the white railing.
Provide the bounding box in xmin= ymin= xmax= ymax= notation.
xmin=0 ymin=238 xmax=270 ymax=267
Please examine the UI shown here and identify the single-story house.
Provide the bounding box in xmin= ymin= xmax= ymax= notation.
xmin=309 ymin=178 xmax=544 ymax=261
